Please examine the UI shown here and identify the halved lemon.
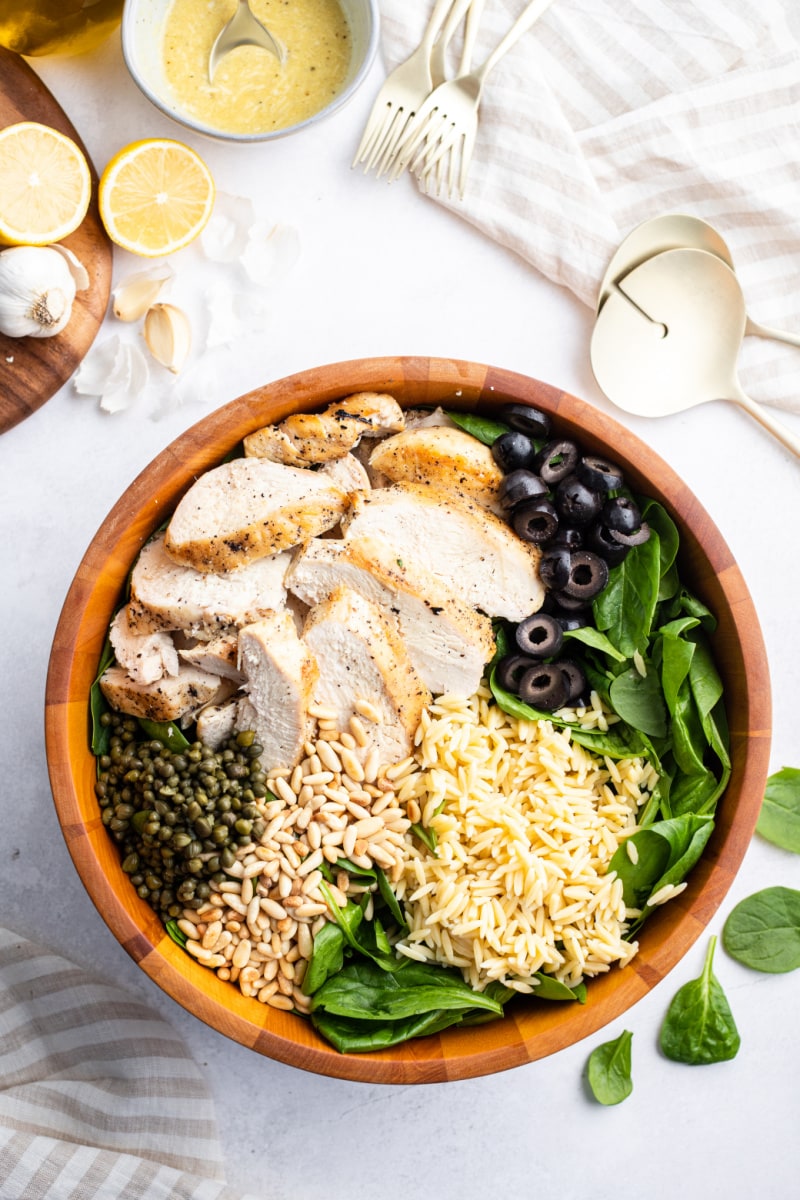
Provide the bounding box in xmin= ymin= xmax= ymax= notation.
xmin=0 ymin=121 xmax=91 ymax=245
xmin=98 ymin=139 xmax=215 ymax=257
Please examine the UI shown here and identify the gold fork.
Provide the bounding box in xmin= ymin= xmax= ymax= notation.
xmin=396 ymin=0 xmax=556 ymax=200
xmin=352 ymin=0 xmax=458 ymax=176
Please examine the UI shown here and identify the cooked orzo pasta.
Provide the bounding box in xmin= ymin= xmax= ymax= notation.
xmin=391 ymin=686 xmax=659 ymax=992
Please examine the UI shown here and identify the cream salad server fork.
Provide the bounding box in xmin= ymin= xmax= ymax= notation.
xmin=353 ymin=0 xmax=466 ymax=175
xmin=393 ymin=0 xmax=556 ymax=199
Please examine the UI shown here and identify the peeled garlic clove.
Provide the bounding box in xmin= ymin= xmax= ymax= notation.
xmin=113 ymin=263 xmax=173 ymax=322
xmin=50 ymin=244 xmax=90 ymax=291
xmin=144 ymin=302 xmax=191 ymax=374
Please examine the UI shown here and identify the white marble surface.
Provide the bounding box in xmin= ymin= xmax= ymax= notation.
xmin=3 ymin=28 xmax=800 ymax=1200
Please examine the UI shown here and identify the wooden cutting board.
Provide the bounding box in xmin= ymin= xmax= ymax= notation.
xmin=0 ymin=48 xmax=112 ymax=433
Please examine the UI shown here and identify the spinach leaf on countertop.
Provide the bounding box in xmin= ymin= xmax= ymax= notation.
xmin=659 ymin=936 xmax=740 ymax=1064
xmin=722 ymin=887 xmax=800 ymax=973
xmin=756 ymin=768 xmax=800 ymax=854
xmin=586 ymin=1030 xmax=633 ymax=1105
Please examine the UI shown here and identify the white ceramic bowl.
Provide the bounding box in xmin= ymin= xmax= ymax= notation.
xmin=122 ymin=0 xmax=380 ymax=143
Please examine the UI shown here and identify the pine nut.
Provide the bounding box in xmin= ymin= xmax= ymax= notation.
xmin=316 ymin=741 xmax=342 ymax=772
xmin=354 ymin=816 xmax=384 ymax=838
xmin=347 ymin=718 xmax=368 ymax=747
xmin=240 ymin=876 xmax=254 ymax=905
xmin=298 ymin=784 xmax=315 ymax=805
xmin=201 ymin=920 xmax=222 ymax=950
xmin=267 ymin=993 xmax=294 ymax=1011
xmin=243 ymin=860 xmax=266 ymax=878
xmin=309 ymin=703 xmax=338 ymax=720
xmin=177 ymin=919 xmax=199 ymax=940
xmin=303 ymin=771 xmax=335 ymax=787
xmin=339 ymin=747 xmax=364 ymax=781
xmin=290 ymin=765 xmax=304 ymax=793
xmin=354 ymin=698 xmax=382 ymax=724
xmin=370 ymin=789 xmax=394 ymax=814
xmin=221 ymin=893 xmax=247 ymax=915
xmin=277 ymin=973 xmax=294 ymax=996
xmin=363 ymin=747 xmax=380 ymax=782
xmin=296 ymin=923 xmax=313 ymax=959
xmin=258 ymin=981 xmax=279 ymax=1002
xmin=297 ymin=848 xmax=324 ymax=876
xmin=261 ymin=897 xmax=287 ymax=920
xmin=264 ymin=958 xmax=279 ymax=981
xmin=323 ymin=845 xmax=341 ymax=862
xmin=307 ymin=821 xmax=322 ymax=850
xmin=273 ymin=776 xmax=296 ymax=805
xmin=278 ymin=874 xmax=293 ymax=899
xmin=232 ymin=939 xmax=252 ymax=969
xmin=186 ymin=940 xmax=213 ymax=961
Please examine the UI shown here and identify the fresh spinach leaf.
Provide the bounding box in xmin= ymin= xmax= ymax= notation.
xmin=642 ymin=499 xmax=680 ymax=597
xmin=303 ymin=921 xmax=346 ymax=995
xmin=165 ymin=919 xmax=187 ymax=949
xmin=310 ymin=958 xmax=505 ymax=1022
xmin=722 ymin=887 xmax=800 ymax=973
xmin=531 ymin=972 xmax=586 ymax=1002
xmin=659 ymin=936 xmax=740 ymax=1064
xmin=562 ymin=626 xmax=626 ymax=662
xmin=89 ymin=637 xmax=116 ymax=756
xmin=756 ymin=768 xmax=800 ymax=854
xmin=445 ymin=410 xmax=510 ymax=445
xmin=137 ymin=718 xmax=190 ymax=751
xmin=376 ymin=867 xmax=408 ymax=932
xmin=311 ymin=1007 xmax=466 ymax=1053
xmin=587 ymin=1030 xmax=633 ymax=1105
xmin=593 ymin=531 xmax=661 ymax=657
xmin=610 ymin=814 xmax=714 ymax=915
xmin=608 ymin=665 xmax=668 ymax=738
xmin=411 ymin=822 xmax=438 ymax=855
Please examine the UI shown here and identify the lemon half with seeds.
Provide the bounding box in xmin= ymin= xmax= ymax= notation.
xmin=99 ymin=139 xmax=215 ymax=257
xmin=0 ymin=121 xmax=91 ymax=245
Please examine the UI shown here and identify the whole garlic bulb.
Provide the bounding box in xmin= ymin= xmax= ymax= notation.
xmin=0 ymin=244 xmax=83 ymax=338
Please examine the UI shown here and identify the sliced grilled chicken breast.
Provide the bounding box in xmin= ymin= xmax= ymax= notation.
xmin=196 ymin=699 xmax=239 ymax=749
xmin=99 ymin=664 xmax=228 ymax=722
xmin=237 ymin=611 xmax=318 ymax=769
xmin=179 ymin=632 xmax=242 ymax=681
xmin=319 ymin=451 xmax=372 ymax=495
xmin=243 ymin=392 xmax=405 ymax=465
xmin=127 ymin=533 xmax=290 ymax=638
xmin=164 ymin=458 xmax=348 ymax=572
xmin=109 ymin=604 xmax=179 ymax=685
xmin=368 ymin=425 xmax=504 ymax=512
xmin=302 ymin=586 xmax=430 ymax=764
xmin=341 ymin=482 xmax=544 ymax=621
xmin=287 ymin=536 xmax=495 ymax=697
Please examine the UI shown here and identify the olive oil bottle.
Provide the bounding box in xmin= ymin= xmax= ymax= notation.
xmin=0 ymin=0 xmax=124 ymax=57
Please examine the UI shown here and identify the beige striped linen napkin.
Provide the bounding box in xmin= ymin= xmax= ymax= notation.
xmin=378 ymin=0 xmax=800 ymax=412
xmin=0 ymin=928 xmax=261 ymax=1200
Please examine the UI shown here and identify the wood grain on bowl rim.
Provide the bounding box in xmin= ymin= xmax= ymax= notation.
xmin=44 ymin=356 xmax=772 ymax=1084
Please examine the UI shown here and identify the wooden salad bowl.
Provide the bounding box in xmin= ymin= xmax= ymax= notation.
xmin=45 ymin=357 xmax=771 ymax=1084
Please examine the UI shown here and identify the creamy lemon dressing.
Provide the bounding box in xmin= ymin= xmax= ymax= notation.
xmin=162 ymin=0 xmax=351 ymax=135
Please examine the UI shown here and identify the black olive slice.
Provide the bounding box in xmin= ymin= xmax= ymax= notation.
xmin=602 ymin=495 xmax=642 ymax=534
xmin=554 ymin=475 xmax=602 ymax=526
xmin=550 ymin=525 xmax=583 ymax=550
xmin=532 ymin=438 xmax=580 ymax=484
xmin=498 ymin=469 xmax=549 ymax=511
xmin=549 ymin=589 xmax=590 ymax=613
xmin=557 ymin=659 xmax=588 ymax=705
xmin=588 ymin=522 xmax=630 ymax=566
xmin=495 ymin=653 xmax=537 ymax=692
xmin=561 ymin=550 xmax=609 ymax=601
xmin=609 ymin=522 xmax=651 ymax=547
xmin=492 ymin=430 xmax=536 ymax=473
xmin=512 ymin=499 xmax=559 ymax=544
xmin=539 ymin=547 xmax=571 ymax=590
xmin=497 ymin=403 xmax=552 ymax=440
xmin=515 ymin=612 xmax=564 ymax=658
xmin=518 ymin=664 xmax=570 ymax=711
xmin=577 ymin=455 xmax=624 ymax=493
xmin=552 ymin=610 xmax=590 ymax=632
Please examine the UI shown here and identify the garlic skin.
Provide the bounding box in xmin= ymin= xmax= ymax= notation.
xmin=0 ymin=245 xmax=83 ymax=338
xmin=143 ymin=302 xmax=191 ymax=374
xmin=113 ymin=264 xmax=173 ymax=322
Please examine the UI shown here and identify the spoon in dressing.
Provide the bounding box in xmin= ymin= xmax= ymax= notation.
xmin=590 ymin=246 xmax=800 ymax=458
xmin=209 ymin=0 xmax=285 ymax=81
xmin=597 ymin=213 xmax=800 ymax=351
